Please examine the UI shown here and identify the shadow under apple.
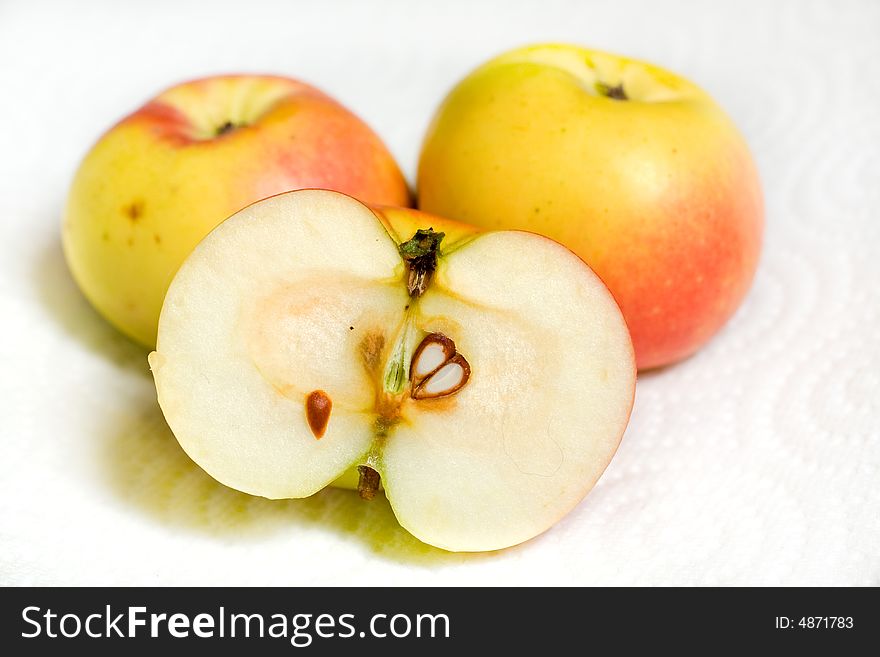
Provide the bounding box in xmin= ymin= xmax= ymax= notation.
xmin=32 ymin=236 xmax=149 ymax=374
xmin=103 ymin=402 xmax=484 ymax=566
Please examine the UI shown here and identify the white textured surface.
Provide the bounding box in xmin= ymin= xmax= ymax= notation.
xmin=1 ymin=0 xmax=878 ymax=585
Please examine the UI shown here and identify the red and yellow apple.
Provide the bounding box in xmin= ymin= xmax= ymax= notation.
xmin=64 ymin=75 xmax=410 ymax=347
xmin=418 ymin=44 xmax=763 ymax=369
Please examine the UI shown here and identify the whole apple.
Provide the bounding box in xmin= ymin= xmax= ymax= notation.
xmin=64 ymin=75 xmax=410 ymax=347
xmin=417 ymin=44 xmax=763 ymax=369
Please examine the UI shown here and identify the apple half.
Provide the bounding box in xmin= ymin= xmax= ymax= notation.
xmin=149 ymin=190 xmax=635 ymax=551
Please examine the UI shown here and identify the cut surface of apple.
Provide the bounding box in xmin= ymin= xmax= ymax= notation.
xmin=150 ymin=190 xmax=635 ymax=551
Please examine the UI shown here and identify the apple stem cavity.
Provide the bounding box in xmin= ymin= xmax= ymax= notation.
xmin=595 ymin=82 xmax=628 ymax=101
xmin=357 ymin=465 xmax=381 ymax=501
xmin=399 ymin=228 xmax=445 ymax=297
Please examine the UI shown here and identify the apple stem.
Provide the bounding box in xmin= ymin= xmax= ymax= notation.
xmin=595 ymin=82 xmax=628 ymax=101
xmin=357 ymin=465 xmax=381 ymax=501
xmin=215 ymin=121 xmax=237 ymax=136
xmin=399 ymin=228 xmax=445 ymax=297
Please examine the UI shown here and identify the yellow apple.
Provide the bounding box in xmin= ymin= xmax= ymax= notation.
xmin=418 ymin=44 xmax=763 ymax=369
xmin=64 ymin=75 xmax=410 ymax=347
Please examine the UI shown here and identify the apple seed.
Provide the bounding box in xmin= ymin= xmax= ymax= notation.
xmin=409 ymin=333 xmax=471 ymax=399
xmin=410 ymin=333 xmax=471 ymax=399
xmin=412 ymin=355 xmax=470 ymax=399
xmin=410 ymin=332 xmax=456 ymax=384
xmin=305 ymin=390 xmax=332 ymax=439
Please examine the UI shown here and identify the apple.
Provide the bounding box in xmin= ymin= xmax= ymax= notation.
xmin=63 ymin=75 xmax=410 ymax=348
xmin=149 ymin=189 xmax=635 ymax=551
xmin=417 ymin=44 xmax=764 ymax=369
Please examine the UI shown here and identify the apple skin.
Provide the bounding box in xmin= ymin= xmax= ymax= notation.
xmin=64 ymin=75 xmax=410 ymax=347
xmin=417 ymin=44 xmax=763 ymax=369
xmin=372 ymin=203 xmax=480 ymax=248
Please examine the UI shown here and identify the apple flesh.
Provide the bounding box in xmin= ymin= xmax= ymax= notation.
xmin=64 ymin=75 xmax=410 ymax=348
xmin=417 ymin=44 xmax=764 ymax=369
xmin=149 ymin=190 xmax=635 ymax=551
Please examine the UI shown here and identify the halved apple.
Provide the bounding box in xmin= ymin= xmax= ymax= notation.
xmin=149 ymin=190 xmax=635 ymax=552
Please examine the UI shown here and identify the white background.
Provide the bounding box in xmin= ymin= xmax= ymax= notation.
xmin=1 ymin=0 xmax=878 ymax=585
